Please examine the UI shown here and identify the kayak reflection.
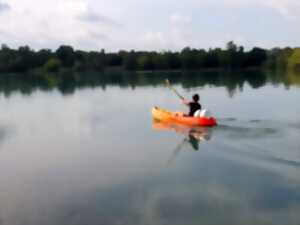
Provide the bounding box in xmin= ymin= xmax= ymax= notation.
xmin=152 ymin=120 xmax=213 ymax=145
xmin=152 ymin=120 xmax=213 ymax=163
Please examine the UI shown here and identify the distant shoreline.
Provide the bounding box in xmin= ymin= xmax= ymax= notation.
xmin=0 ymin=42 xmax=299 ymax=74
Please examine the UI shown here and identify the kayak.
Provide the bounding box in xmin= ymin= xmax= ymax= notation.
xmin=152 ymin=107 xmax=217 ymax=126
xmin=152 ymin=106 xmax=217 ymax=127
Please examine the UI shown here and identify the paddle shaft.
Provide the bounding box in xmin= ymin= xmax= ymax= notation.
xmin=165 ymin=79 xmax=185 ymax=100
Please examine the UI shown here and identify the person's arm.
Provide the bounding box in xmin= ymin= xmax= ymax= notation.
xmin=182 ymin=99 xmax=190 ymax=106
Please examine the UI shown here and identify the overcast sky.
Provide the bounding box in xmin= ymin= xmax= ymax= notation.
xmin=0 ymin=0 xmax=299 ymax=51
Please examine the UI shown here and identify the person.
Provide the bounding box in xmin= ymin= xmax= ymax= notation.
xmin=182 ymin=94 xmax=201 ymax=117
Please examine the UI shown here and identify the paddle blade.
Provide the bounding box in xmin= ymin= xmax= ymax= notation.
xmin=165 ymin=79 xmax=170 ymax=86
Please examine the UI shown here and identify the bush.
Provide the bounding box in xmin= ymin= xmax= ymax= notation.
xmin=288 ymin=48 xmax=300 ymax=71
xmin=44 ymin=58 xmax=61 ymax=72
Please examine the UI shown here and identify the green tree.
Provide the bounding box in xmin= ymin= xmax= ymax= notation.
xmin=123 ymin=50 xmax=138 ymax=70
xmin=244 ymin=47 xmax=267 ymax=67
xmin=44 ymin=58 xmax=62 ymax=72
xmin=164 ymin=52 xmax=181 ymax=69
xmin=0 ymin=44 xmax=15 ymax=72
xmin=13 ymin=46 xmax=37 ymax=72
xmin=56 ymin=45 xmax=75 ymax=67
xmin=288 ymin=48 xmax=300 ymax=71
xmin=181 ymin=47 xmax=199 ymax=69
xmin=137 ymin=53 xmax=155 ymax=70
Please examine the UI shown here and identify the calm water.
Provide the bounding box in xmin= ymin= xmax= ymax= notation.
xmin=0 ymin=71 xmax=300 ymax=225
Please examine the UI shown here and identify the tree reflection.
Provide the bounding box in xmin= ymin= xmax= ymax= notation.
xmin=0 ymin=69 xmax=299 ymax=97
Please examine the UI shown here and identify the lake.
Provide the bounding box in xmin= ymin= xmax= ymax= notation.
xmin=0 ymin=70 xmax=300 ymax=225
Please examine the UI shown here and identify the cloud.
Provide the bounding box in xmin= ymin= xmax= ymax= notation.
xmin=77 ymin=12 xmax=122 ymax=28
xmin=88 ymin=30 xmax=109 ymax=41
xmin=0 ymin=0 xmax=299 ymax=51
xmin=206 ymin=0 xmax=300 ymax=20
xmin=170 ymin=13 xmax=192 ymax=26
xmin=262 ymin=0 xmax=300 ymax=20
xmin=0 ymin=0 xmax=125 ymax=50
xmin=139 ymin=31 xmax=168 ymax=50
xmin=0 ymin=2 xmax=10 ymax=12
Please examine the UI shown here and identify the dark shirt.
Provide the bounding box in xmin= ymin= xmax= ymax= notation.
xmin=188 ymin=102 xmax=201 ymax=116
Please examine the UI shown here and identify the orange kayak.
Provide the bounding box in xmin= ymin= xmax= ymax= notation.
xmin=152 ymin=106 xmax=217 ymax=127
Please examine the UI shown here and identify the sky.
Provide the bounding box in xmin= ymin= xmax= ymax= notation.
xmin=0 ymin=0 xmax=299 ymax=52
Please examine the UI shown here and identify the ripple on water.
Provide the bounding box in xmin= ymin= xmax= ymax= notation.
xmin=216 ymin=124 xmax=279 ymax=140
xmin=249 ymin=119 xmax=263 ymax=123
xmin=0 ymin=124 xmax=14 ymax=146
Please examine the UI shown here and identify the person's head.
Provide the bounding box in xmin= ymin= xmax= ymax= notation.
xmin=192 ymin=94 xmax=200 ymax=102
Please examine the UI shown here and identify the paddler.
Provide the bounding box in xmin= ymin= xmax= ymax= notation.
xmin=182 ymin=94 xmax=202 ymax=117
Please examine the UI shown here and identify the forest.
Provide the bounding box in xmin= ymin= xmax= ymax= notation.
xmin=0 ymin=41 xmax=299 ymax=73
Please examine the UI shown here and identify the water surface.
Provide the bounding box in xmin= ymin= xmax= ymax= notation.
xmin=0 ymin=71 xmax=300 ymax=225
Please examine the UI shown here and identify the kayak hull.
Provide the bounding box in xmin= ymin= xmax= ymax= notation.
xmin=152 ymin=106 xmax=217 ymax=127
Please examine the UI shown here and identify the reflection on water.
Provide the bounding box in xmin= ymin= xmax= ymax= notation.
xmin=150 ymin=117 xmax=300 ymax=224
xmin=0 ymin=69 xmax=299 ymax=97
xmin=152 ymin=120 xmax=213 ymax=164
xmin=152 ymin=120 xmax=213 ymax=143
xmin=0 ymin=71 xmax=299 ymax=225
xmin=0 ymin=124 xmax=14 ymax=147
xmin=152 ymin=120 xmax=213 ymax=149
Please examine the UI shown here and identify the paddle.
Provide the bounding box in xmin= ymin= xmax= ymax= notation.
xmin=165 ymin=79 xmax=185 ymax=100
xmin=167 ymin=137 xmax=188 ymax=165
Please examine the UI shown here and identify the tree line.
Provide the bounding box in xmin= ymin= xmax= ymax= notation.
xmin=0 ymin=41 xmax=299 ymax=73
